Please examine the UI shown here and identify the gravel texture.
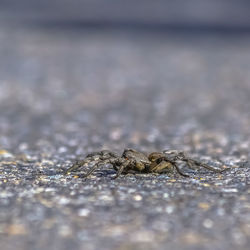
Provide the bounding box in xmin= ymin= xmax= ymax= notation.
xmin=0 ymin=25 xmax=250 ymax=250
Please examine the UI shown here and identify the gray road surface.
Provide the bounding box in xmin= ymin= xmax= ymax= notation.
xmin=0 ymin=24 xmax=250 ymax=250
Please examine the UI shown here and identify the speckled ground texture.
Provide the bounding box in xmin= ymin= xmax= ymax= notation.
xmin=0 ymin=25 xmax=250 ymax=250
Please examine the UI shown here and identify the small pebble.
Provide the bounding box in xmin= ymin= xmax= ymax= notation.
xmin=198 ymin=203 xmax=210 ymax=210
xmin=58 ymin=197 xmax=70 ymax=205
xmin=203 ymin=219 xmax=214 ymax=229
xmin=165 ymin=205 xmax=174 ymax=214
xmin=78 ymin=208 xmax=90 ymax=217
xmin=0 ymin=149 xmax=13 ymax=158
xmin=133 ymin=194 xmax=142 ymax=201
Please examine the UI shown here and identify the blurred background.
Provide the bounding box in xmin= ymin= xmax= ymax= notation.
xmin=1 ymin=1 xmax=250 ymax=250
xmin=1 ymin=0 xmax=250 ymax=28
xmin=1 ymin=0 xmax=250 ymax=152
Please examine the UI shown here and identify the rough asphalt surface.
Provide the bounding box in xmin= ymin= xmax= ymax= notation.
xmin=0 ymin=25 xmax=250 ymax=250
